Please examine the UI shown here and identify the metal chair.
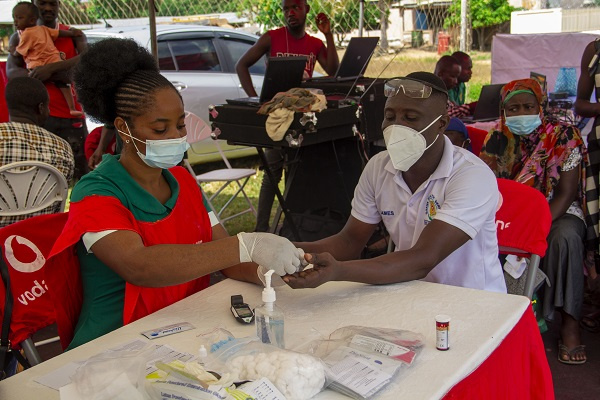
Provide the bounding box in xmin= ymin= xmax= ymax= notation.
xmin=183 ymin=111 xmax=257 ymax=229
xmin=0 ymin=161 xmax=69 ymax=216
xmin=496 ymin=178 xmax=552 ymax=299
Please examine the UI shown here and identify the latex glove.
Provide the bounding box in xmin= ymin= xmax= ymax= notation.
xmin=237 ymin=232 xmax=302 ymax=275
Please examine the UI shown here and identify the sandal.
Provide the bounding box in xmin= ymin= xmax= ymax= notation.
xmin=558 ymin=342 xmax=587 ymax=365
xmin=580 ymin=314 xmax=600 ymax=333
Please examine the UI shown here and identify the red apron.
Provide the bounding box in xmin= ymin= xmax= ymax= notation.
xmin=48 ymin=167 xmax=212 ymax=349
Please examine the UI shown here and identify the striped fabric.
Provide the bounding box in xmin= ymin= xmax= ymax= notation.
xmin=0 ymin=122 xmax=74 ymax=227
xmin=447 ymin=100 xmax=472 ymax=118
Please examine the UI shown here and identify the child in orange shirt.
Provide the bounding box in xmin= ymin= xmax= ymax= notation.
xmin=11 ymin=2 xmax=83 ymax=117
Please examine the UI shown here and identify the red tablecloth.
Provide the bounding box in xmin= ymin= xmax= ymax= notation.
xmin=444 ymin=308 xmax=554 ymax=399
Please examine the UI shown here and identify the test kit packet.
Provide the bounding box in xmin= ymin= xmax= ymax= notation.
xmin=141 ymin=322 xmax=195 ymax=339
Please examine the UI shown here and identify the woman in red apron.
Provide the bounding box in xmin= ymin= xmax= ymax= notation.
xmin=47 ymin=38 xmax=304 ymax=350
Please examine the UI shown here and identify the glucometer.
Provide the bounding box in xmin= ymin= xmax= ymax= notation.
xmin=231 ymin=295 xmax=255 ymax=324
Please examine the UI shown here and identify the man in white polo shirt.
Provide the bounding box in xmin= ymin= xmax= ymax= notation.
xmin=284 ymin=72 xmax=506 ymax=293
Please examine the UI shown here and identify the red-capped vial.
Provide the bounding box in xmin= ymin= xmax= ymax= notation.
xmin=435 ymin=314 xmax=451 ymax=351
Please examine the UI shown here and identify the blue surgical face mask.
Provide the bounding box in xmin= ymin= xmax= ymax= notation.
xmin=504 ymin=114 xmax=542 ymax=136
xmin=118 ymin=121 xmax=189 ymax=169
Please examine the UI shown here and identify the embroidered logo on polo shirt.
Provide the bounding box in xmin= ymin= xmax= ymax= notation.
xmin=426 ymin=195 xmax=440 ymax=221
xmin=381 ymin=211 xmax=395 ymax=216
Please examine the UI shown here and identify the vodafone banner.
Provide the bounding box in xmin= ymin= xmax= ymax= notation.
xmin=0 ymin=213 xmax=68 ymax=347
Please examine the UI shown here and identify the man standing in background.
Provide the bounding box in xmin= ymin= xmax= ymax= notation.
xmin=7 ymin=0 xmax=87 ymax=180
xmin=236 ymin=0 xmax=339 ymax=232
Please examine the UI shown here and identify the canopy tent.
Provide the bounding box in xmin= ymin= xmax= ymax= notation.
xmin=491 ymin=32 xmax=600 ymax=92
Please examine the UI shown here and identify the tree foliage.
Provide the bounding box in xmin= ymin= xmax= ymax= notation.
xmin=238 ymin=0 xmax=380 ymax=46
xmin=444 ymin=0 xmax=514 ymax=50
xmin=444 ymin=0 xmax=514 ymax=30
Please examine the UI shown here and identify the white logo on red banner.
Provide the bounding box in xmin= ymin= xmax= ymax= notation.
xmin=4 ymin=235 xmax=46 ymax=273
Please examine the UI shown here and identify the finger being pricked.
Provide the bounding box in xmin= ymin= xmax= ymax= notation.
xmin=282 ymin=268 xmax=324 ymax=289
xmin=283 ymin=252 xmax=338 ymax=288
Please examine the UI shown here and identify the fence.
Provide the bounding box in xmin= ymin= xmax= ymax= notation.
xmin=56 ymin=0 xmax=462 ymax=79
xmin=9 ymin=0 xmax=595 ymax=98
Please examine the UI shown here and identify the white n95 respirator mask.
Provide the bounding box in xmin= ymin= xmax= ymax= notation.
xmin=383 ymin=115 xmax=442 ymax=171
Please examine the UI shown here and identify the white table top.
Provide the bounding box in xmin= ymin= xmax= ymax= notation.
xmin=0 ymin=279 xmax=529 ymax=400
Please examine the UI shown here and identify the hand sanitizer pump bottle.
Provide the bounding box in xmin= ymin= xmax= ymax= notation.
xmin=255 ymin=269 xmax=285 ymax=348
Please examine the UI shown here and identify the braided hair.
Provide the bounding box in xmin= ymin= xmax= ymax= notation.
xmin=73 ymin=38 xmax=179 ymax=125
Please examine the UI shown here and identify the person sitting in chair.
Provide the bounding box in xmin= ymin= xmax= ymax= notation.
xmin=284 ymin=72 xmax=506 ymax=294
xmin=48 ymin=38 xmax=305 ymax=349
xmin=480 ymin=78 xmax=590 ymax=365
xmin=0 ymin=76 xmax=74 ymax=227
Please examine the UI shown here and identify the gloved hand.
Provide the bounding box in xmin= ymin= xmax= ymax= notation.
xmin=237 ymin=232 xmax=303 ymax=276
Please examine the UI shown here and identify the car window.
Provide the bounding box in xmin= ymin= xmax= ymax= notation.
xmin=221 ymin=39 xmax=266 ymax=75
xmin=156 ymin=42 xmax=177 ymax=71
xmin=157 ymin=41 xmax=176 ymax=70
xmin=166 ymin=38 xmax=221 ymax=72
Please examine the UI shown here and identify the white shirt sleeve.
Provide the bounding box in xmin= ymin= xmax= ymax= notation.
xmin=351 ymin=153 xmax=384 ymax=225
xmin=434 ymin=162 xmax=499 ymax=239
xmin=82 ymin=230 xmax=118 ymax=253
xmin=208 ymin=211 xmax=220 ymax=227
xmin=82 ymin=212 xmax=221 ymax=254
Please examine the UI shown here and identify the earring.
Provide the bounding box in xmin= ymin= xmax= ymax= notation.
xmin=126 ymin=140 xmax=130 ymax=143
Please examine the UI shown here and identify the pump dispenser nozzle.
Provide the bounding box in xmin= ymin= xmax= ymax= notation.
xmin=262 ymin=269 xmax=276 ymax=303
xmin=256 ymin=268 xmax=285 ymax=348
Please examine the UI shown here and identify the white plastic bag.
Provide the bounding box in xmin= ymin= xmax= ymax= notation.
xmin=69 ymin=343 xmax=154 ymax=400
xmin=205 ymin=339 xmax=328 ymax=400
xmin=298 ymin=326 xmax=425 ymax=400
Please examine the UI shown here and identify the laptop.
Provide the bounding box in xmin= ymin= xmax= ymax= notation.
xmin=308 ymin=37 xmax=379 ymax=83
xmin=461 ymin=83 xmax=505 ymax=123
xmin=530 ymin=71 xmax=547 ymax=95
xmin=227 ymin=56 xmax=307 ymax=106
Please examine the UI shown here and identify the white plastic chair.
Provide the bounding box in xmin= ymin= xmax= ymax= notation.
xmin=183 ymin=111 xmax=257 ymax=228
xmin=0 ymin=161 xmax=69 ymax=216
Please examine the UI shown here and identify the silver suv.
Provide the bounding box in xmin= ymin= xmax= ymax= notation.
xmin=85 ymin=24 xmax=265 ymax=163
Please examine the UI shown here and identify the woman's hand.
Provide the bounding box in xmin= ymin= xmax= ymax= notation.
xmin=283 ymin=252 xmax=340 ymax=288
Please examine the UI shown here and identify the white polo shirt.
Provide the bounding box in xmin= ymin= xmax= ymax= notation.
xmin=351 ymin=135 xmax=506 ymax=293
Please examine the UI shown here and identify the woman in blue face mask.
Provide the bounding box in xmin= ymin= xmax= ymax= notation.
xmin=480 ymin=78 xmax=592 ymax=365
xmin=47 ymin=38 xmax=305 ymax=350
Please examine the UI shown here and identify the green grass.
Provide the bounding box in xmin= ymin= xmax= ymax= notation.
xmin=67 ymin=50 xmax=491 ymax=232
xmin=192 ymin=156 xmax=282 ymax=235
xmin=197 ymin=51 xmax=492 ymax=232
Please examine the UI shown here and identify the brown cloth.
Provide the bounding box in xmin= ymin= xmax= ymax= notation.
xmin=257 ymin=88 xmax=326 ymax=141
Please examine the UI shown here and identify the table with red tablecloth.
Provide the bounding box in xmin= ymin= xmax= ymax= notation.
xmin=0 ymin=279 xmax=552 ymax=399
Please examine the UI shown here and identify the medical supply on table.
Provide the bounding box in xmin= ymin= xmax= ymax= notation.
xmin=255 ymin=269 xmax=285 ymax=348
xmin=141 ymin=322 xmax=195 ymax=339
xmin=435 ymin=315 xmax=451 ymax=351
xmin=230 ymin=294 xmax=255 ymax=324
xmin=298 ymin=326 xmax=424 ymax=400
xmin=197 ymin=327 xmax=235 ymax=353
xmin=198 ymin=345 xmax=208 ymax=365
xmin=205 ymin=339 xmax=328 ymax=400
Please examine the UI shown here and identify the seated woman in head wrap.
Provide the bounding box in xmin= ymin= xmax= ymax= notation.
xmin=480 ymin=78 xmax=591 ymax=365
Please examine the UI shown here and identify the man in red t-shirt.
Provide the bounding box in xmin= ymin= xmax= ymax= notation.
xmin=236 ymin=0 xmax=339 ymax=232
xmin=7 ymin=0 xmax=88 ymax=181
